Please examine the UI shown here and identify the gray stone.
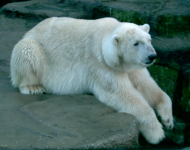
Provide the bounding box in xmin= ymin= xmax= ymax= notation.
xmin=0 ymin=91 xmax=139 ymax=149
xmin=1 ymin=0 xmax=92 ymax=20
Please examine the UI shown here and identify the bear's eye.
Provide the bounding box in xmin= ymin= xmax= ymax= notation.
xmin=134 ymin=42 xmax=138 ymax=46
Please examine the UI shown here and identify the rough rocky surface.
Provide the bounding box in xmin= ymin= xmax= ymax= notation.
xmin=0 ymin=90 xmax=139 ymax=149
xmin=1 ymin=0 xmax=92 ymax=20
xmin=0 ymin=0 xmax=30 ymax=8
xmin=0 ymin=0 xmax=190 ymax=149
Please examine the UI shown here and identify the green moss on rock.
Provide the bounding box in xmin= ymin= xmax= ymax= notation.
xmin=180 ymin=72 xmax=190 ymax=113
xmin=112 ymin=9 xmax=148 ymax=25
xmin=148 ymin=64 xmax=190 ymax=114
xmin=156 ymin=14 xmax=190 ymax=37
xmin=148 ymin=64 xmax=178 ymax=101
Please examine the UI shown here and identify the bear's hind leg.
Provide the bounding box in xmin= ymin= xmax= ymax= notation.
xmin=19 ymin=85 xmax=46 ymax=94
xmin=10 ymin=38 xmax=47 ymax=94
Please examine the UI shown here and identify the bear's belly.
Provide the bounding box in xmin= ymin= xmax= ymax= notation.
xmin=41 ymin=61 xmax=92 ymax=95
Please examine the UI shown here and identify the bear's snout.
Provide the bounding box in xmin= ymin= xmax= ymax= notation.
xmin=146 ymin=54 xmax=157 ymax=64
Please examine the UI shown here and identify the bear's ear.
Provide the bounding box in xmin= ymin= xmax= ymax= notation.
xmin=102 ymin=35 xmax=120 ymax=68
xmin=112 ymin=35 xmax=121 ymax=45
xmin=140 ymin=24 xmax=150 ymax=33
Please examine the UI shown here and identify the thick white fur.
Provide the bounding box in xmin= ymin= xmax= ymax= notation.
xmin=10 ymin=17 xmax=173 ymax=144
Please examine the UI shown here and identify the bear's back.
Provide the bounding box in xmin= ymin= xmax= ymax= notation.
xmin=24 ymin=17 xmax=120 ymax=41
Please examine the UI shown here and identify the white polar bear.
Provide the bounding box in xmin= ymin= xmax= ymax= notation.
xmin=10 ymin=17 xmax=173 ymax=144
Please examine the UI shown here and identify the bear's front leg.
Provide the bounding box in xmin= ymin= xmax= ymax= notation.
xmin=128 ymin=69 xmax=174 ymax=129
xmin=93 ymin=80 xmax=165 ymax=144
xmin=156 ymin=93 xmax=174 ymax=129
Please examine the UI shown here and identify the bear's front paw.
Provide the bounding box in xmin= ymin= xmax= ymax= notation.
xmin=140 ymin=121 xmax=165 ymax=144
xmin=161 ymin=116 xmax=174 ymax=130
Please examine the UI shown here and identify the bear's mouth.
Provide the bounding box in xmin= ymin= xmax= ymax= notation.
xmin=141 ymin=59 xmax=155 ymax=66
xmin=147 ymin=60 xmax=156 ymax=66
xmin=145 ymin=60 xmax=154 ymax=64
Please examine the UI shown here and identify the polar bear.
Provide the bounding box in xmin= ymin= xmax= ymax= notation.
xmin=10 ymin=17 xmax=173 ymax=144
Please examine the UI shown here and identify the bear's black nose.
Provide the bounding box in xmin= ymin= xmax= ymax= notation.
xmin=148 ymin=54 xmax=157 ymax=62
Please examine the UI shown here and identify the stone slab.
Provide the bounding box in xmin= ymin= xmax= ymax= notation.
xmin=0 ymin=91 xmax=139 ymax=149
xmin=1 ymin=0 xmax=92 ymax=20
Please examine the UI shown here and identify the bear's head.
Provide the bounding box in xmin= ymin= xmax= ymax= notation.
xmin=102 ymin=23 xmax=157 ymax=72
